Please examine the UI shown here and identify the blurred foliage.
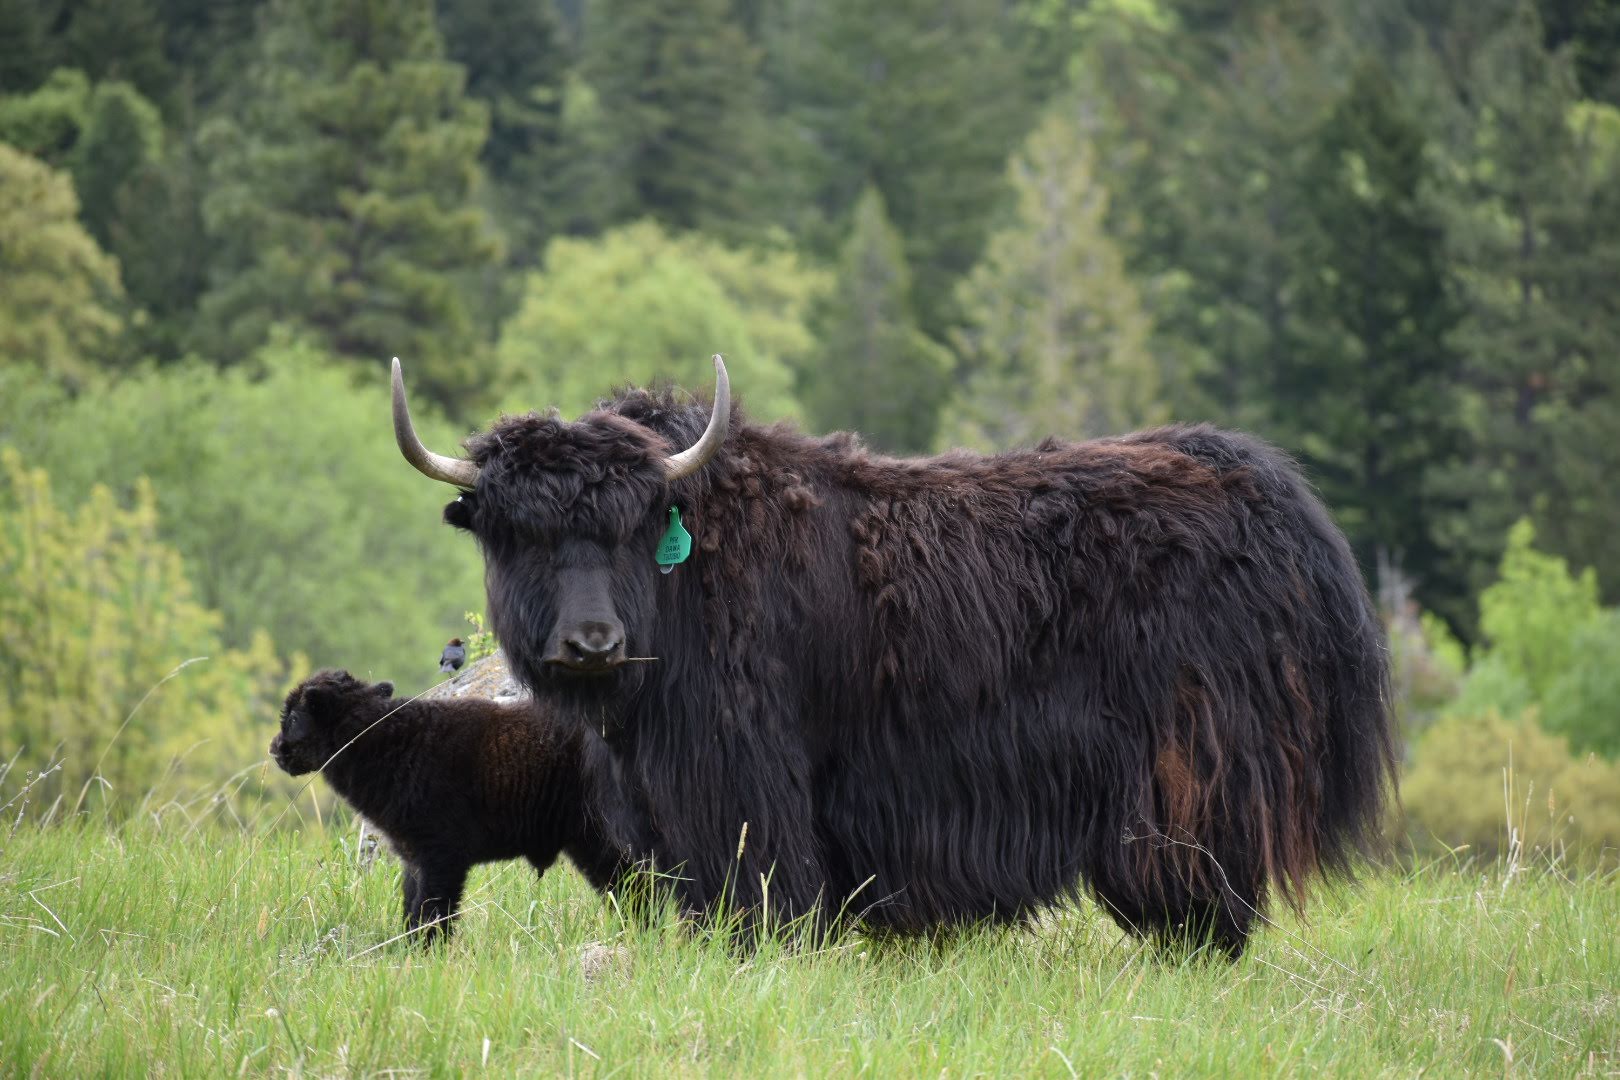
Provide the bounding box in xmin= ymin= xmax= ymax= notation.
xmin=801 ymin=185 xmax=951 ymax=453
xmin=436 ymin=0 xmax=569 ymax=262
xmin=0 ymin=448 xmax=296 ymax=812
xmin=0 ymin=67 xmax=91 ymax=160
xmin=0 ymin=345 xmax=485 ymax=692
xmin=2 ymin=0 xmax=1619 ymax=811
xmin=1400 ymin=708 xmax=1620 ymax=867
xmin=0 ymin=143 xmax=125 ymax=386
xmin=461 ymin=611 xmax=498 ymax=665
xmin=1431 ymin=520 xmax=1619 ymax=757
xmin=578 ymin=0 xmax=768 ymax=238
xmin=944 ymin=102 xmax=1166 ymax=451
xmin=764 ymin=0 xmax=1037 ymax=336
xmin=496 ymin=221 xmax=820 ymax=422
xmin=192 ymin=0 xmax=500 ymax=417
xmin=1475 ymin=519 xmax=1602 ymax=698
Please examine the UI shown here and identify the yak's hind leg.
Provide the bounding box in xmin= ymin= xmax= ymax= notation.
xmin=1088 ymin=819 xmax=1267 ymax=960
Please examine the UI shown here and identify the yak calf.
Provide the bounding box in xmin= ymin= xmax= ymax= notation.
xmin=269 ymin=669 xmax=622 ymax=942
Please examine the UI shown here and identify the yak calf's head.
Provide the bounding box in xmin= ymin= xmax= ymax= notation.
xmin=270 ymin=669 xmax=395 ymax=775
xmin=390 ymin=356 xmax=730 ymax=702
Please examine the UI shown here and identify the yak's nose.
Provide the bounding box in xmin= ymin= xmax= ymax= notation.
xmin=563 ymin=621 xmax=625 ymax=668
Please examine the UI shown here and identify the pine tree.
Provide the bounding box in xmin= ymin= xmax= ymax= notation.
xmin=943 ymin=104 xmax=1166 ymax=451
xmin=0 ymin=0 xmax=52 ymax=92
xmin=70 ymin=80 xmax=163 ymax=248
xmin=60 ymin=0 xmax=172 ymax=106
xmin=766 ymin=0 xmax=1036 ymax=336
xmin=801 ymin=186 xmax=952 ymax=452
xmin=435 ymin=0 xmax=569 ymax=261
xmin=156 ymin=0 xmax=265 ymax=107
xmin=1442 ymin=4 xmax=1620 ymax=599
xmin=1536 ymin=0 xmax=1620 ymax=102
xmin=436 ymin=0 xmax=566 ymax=176
xmin=194 ymin=0 xmax=500 ymax=415
xmin=106 ymin=135 xmax=211 ymax=360
xmin=577 ymin=0 xmax=768 ymax=236
xmin=1289 ymin=62 xmax=1469 ymax=615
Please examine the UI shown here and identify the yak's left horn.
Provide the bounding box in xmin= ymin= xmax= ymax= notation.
xmin=391 ymin=358 xmax=481 ymax=488
xmin=663 ymin=354 xmax=731 ymax=481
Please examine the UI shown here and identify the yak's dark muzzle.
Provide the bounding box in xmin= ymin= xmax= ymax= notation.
xmin=544 ymin=620 xmax=626 ymax=674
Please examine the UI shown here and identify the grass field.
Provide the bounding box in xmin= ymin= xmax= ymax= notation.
xmin=1 ymin=801 xmax=1616 ymax=1077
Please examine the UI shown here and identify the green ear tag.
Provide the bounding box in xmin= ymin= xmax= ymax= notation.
xmin=656 ymin=507 xmax=692 ymax=573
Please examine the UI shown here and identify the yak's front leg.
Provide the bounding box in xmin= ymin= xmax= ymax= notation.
xmin=402 ymin=861 xmax=469 ymax=944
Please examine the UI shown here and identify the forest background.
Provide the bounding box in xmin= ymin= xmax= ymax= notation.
xmin=2 ymin=0 xmax=1619 ymax=861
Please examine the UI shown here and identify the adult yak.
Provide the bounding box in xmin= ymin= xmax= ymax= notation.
xmin=391 ymin=355 xmax=1394 ymax=956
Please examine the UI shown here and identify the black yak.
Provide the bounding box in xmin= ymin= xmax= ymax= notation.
xmin=390 ymin=355 xmax=1395 ymax=956
xmin=270 ymin=669 xmax=624 ymax=942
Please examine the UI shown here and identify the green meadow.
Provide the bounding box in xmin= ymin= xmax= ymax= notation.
xmin=1 ymin=801 xmax=1614 ymax=1077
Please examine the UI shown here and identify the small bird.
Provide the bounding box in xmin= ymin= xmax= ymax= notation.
xmin=439 ymin=637 xmax=466 ymax=675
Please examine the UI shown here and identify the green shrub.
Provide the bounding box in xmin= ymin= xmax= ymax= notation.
xmin=1444 ymin=520 xmax=1617 ymax=756
xmin=495 ymin=221 xmax=824 ymax=422
xmin=1542 ymin=611 xmax=1620 ymax=757
xmin=0 ymin=449 xmax=296 ymax=812
xmin=1475 ymin=518 xmax=1602 ymax=698
xmin=0 ymin=343 xmax=485 ymax=690
xmin=1400 ymin=707 xmax=1620 ymax=867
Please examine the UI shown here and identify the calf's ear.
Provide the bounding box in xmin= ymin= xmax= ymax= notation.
xmin=373 ymin=681 xmax=395 ymax=698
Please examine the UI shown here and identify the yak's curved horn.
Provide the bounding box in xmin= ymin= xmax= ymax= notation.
xmin=663 ymin=354 xmax=731 ymax=482
xmin=391 ymin=358 xmax=480 ymax=489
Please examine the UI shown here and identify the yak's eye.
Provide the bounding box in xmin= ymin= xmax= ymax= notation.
xmin=443 ymin=493 xmax=475 ymax=531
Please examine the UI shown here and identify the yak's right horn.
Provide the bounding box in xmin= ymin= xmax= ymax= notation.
xmin=391 ymin=358 xmax=480 ymax=489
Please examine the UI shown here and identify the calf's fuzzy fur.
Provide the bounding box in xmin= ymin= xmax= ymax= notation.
xmin=270 ymin=669 xmax=624 ymax=942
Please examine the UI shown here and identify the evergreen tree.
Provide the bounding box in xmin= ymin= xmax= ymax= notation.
xmin=194 ymin=0 xmax=500 ymax=414
xmin=1290 ymin=63 xmax=1468 ymax=615
xmin=156 ymin=0 xmax=266 ymax=107
xmin=0 ymin=0 xmax=51 ymax=92
xmin=943 ymin=104 xmax=1166 ymax=451
xmin=0 ymin=143 xmax=125 ymax=385
xmin=60 ymin=0 xmax=172 ymax=106
xmin=1078 ymin=7 xmax=1334 ymax=431
xmin=435 ymin=0 xmax=569 ymax=261
xmin=802 ymin=186 xmax=951 ymax=452
xmin=1442 ymin=5 xmax=1620 ymax=599
xmin=106 ymin=135 xmax=211 ymax=360
xmin=577 ymin=0 xmax=767 ymax=236
xmin=70 ymin=80 xmax=163 ymax=247
xmin=766 ymin=0 xmax=1034 ymax=336
xmin=436 ymin=0 xmax=566 ymax=176
xmin=1537 ymin=0 xmax=1620 ymax=102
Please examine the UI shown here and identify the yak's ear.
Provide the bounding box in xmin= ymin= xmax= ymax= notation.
xmin=373 ymin=681 xmax=396 ymax=699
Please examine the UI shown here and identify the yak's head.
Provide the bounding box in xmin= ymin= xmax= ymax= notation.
xmin=270 ymin=669 xmax=395 ymax=775
xmin=390 ymin=356 xmax=730 ymax=701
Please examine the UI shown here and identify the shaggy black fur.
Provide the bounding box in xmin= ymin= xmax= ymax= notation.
xmin=270 ymin=670 xmax=625 ymax=942
xmin=438 ymin=391 xmax=1397 ymax=957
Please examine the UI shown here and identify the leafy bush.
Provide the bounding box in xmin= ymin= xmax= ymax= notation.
xmin=1400 ymin=708 xmax=1620 ymax=867
xmin=0 ymin=343 xmax=485 ymax=690
xmin=0 ymin=449 xmax=295 ymax=812
xmin=1441 ymin=520 xmax=1617 ymax=756
xmin=1475 ymin=519 xmax=1602 ymax=698
xmin=0 ymin=143 xmax=125 ymax=384
xmin=1541 ymin=612 xmax=1620 ymax=758
xmin=495 ymin=221 xmax=824 ymax=422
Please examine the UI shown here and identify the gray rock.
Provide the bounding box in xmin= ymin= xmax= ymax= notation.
xmin=419 ymin=648 xmax=529 ymax=704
